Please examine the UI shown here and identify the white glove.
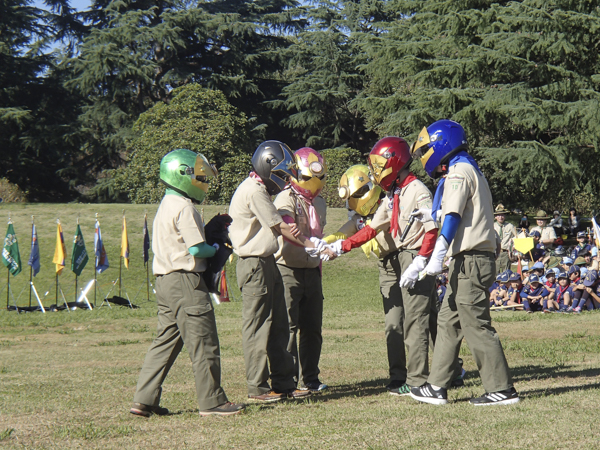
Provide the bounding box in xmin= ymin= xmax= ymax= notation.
xmin=320 ymin=252 xmax=331 ymax=262
xmin=309 ymin=237 xmax=328 ymax=252
xmin=212 ymin=243 xmax=220 ymax=251
xmin=411 ymin=208 xmax=434 ymax=223
xmin=399 ymin=255 xmax=428 ymax=289
xmin=329 ymin=240 xmax=345 ymax=256
xmin=423 ymin=236 xmax=449 ymax=276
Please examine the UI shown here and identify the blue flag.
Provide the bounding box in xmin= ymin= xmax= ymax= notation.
xmin=28 ymin=224 xmax=41 ymax=277
xmin=143 ymin=215 xmax=150 ymax=267
xmin=94 ymin=220 xmax=109 ymax=273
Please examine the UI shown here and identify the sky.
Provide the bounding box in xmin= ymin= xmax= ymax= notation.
xmin=33 ymin=0 xmax=91 ymax=11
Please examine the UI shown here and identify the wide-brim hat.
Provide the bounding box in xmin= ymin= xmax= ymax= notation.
xmin=494 ymin=204 xmax=510 ymax=215
xmin=534 ymin=209 xmax=550 ymax=220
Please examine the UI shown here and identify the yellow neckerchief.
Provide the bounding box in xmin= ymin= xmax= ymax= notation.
xmin=324 ymin=218 xmax=381 ymax=259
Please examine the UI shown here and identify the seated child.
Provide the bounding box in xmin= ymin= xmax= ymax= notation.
xmin=506 ymin=272 xmax=524 ymax=310
xmin=551 ymin=272 xmax=572 ymax=312
xmin=549 ymin=211 xmax=564 ymax=236
xmin=531 ymin=261 xmax=546 ymax=279
xmin=571 ymin=232 xmax=592 ymax=260
xmin=581 ymin=269 xmax=600 ymax=311
xmin=567 ymin=265 xmax=584 ymax=313
xmin=490 ymin=271 xmax=510 ymax=307
xmin=542 ymin=270 xmax=557 ymax=313
xmin=520 ymin=274 xmax=549 ymax=313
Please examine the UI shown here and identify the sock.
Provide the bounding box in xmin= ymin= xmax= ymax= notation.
xmin=430 ymin=384 xmax=442 ymax=390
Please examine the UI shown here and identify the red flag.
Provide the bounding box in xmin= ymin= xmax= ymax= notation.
xmin=517 ymin=257 xmax=522 ymax=277
xmin=219 ymin=269 xmax=230 ymax=303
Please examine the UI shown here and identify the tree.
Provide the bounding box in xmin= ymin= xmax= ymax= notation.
xmin=360 ymin=0 xmax=600 ymax=211
xmin=113 ymin=84 xmax=252 ymax=204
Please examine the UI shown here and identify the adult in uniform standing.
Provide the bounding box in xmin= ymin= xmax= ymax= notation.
xmin=330 ymin=138 xmax=440 ymax=395
xmin=273 ymin=147 xmax=329 ymax=392
xmin=229 ymin=140 xmax=320 ymax=403
xmin=131 ymin=149 xmax=244 ymax=417
xmin=408 ymin=120 xmax=519 ymax=406
xmin=494 ymin=204 xmax=517 ymax=274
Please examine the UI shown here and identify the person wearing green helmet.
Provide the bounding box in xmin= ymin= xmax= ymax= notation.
xmin=131 ymin=148 xmax=244 ymax=417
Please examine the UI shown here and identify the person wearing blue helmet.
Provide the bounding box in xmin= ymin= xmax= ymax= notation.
xmin=229 ymin=140 xmax=324 ymax=403
xmin=404 ymin=119 xmax=519 ymax=406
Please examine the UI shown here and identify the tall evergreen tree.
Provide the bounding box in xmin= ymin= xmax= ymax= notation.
xmin=360 ymin=0 xmax=600 ymax=211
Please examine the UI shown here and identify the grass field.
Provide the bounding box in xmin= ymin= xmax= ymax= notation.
xmin=1 ymin=203 xmax=600 ymax=449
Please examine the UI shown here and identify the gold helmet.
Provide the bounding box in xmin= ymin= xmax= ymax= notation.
xmin=338 ymin=164 xmax=383 ymax=216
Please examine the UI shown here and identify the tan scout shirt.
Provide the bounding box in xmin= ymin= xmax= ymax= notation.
xmin=370 ymin=178 xmax=436 ymax=251
xmin=337 ymin=212 xmax=397 ymax=259
xmin=494 ymin=222 xmax=517 ymax=250
xmin=229 ymin=177 xmax=283 ymax=258
xmin=152 ymin=194 xmax=207 ymax=275
xmin=529 ymin=225 xmax=557 ymax=243
xmin=273 ymin=188 xmax=326 ymax=268
xmin=440 ymin=163 xmax=496 ymax=257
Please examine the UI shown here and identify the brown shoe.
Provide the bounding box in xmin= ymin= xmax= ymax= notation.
xmin=287 ymin=389 xmax=312 ymax=400
xmin=199 ymin=402 xmax=245 ymax=417
xmin=130 ymin=402 xmax=169 ymax=417
xmin=247 ymin=390 xmax=286 ymax=403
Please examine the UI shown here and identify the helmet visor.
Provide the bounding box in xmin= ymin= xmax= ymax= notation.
xmin=411 ymin=127 xmax=434 ymax=169
xmin=188 ymin=154 xmax=217 ymax=193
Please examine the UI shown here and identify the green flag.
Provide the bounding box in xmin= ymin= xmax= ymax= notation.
xmin=2 ymin=223 xmax=22 ymax=276
xmin=71 ymin=224 xmax=89 ymax=276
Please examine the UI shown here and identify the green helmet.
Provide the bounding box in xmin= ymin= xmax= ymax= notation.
xmin=159 ymin=149 xmax=217 ymax=202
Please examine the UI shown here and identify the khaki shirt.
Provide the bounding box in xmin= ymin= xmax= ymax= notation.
xmin=152 ymin=195 xmax=207 ymax=275
xmin=440 ymin=163 xmax=496 ymax=257
xmin=370 ymin=178 xmax=436 ymax=251
xmin=229 ymin=177 xmax=283 ymax=258
xmin=494 ymin=222 xmax=517 ymax=250
xmin=530 ymin=225 xmax=557 ymax=243
xmin=274 ymin=188 xmax=327 ymax=268
xmin=337 ymin=212 xmax=398 ymax=259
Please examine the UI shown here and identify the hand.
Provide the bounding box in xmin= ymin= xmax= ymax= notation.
xmin=329 ymin=240 xmax=345 ymax=256
xmin=289 ymin=223 xmax=301 ymax=237
xmin=586 ymin=287 xmax=593 ymax=294
xmin=212 ymin=243 xmax=220 ymax=251
xmin=320 ymin=247 xmax=337 ymax=261
xmin=309 ymin=237 xmax=328 ymax=253
xmin=305 ymin=247 xmax=320 ymax=257
xmin=399 ymin=255 xmax=428 ymax=289
xmin=411 ymin=208 xmax=434 ymax=223
xmin=423 ymin=236 xmax=449 ymax=276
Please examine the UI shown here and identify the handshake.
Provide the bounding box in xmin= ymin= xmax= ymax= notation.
xmin=305 ymin=238 xmax=345 ymax=262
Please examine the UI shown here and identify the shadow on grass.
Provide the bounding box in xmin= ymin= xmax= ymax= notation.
xmin=307 ymin=378 xmax=389 ymax=403
xmin=511 ymin=364 xmax=600 ymax=383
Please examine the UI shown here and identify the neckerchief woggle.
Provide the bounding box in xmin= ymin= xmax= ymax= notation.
xmin=431 ymin=151 xmax=483 ymax=223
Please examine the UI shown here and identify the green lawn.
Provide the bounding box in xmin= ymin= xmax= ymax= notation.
xmin=1 ymin=204 xmax=599 ymax=449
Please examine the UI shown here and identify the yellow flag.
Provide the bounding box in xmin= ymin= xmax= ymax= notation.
xmin=52 ymin=223 xmax=66 ymax=275
xmin=513 ymin=237 xmax=535 ymax=255
xmin=121 ymin=216 xmax=130 ymax=269
xmin=592 ymin=217 xmax=600 ymax=249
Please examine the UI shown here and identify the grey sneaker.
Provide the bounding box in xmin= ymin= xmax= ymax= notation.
xmin=389 ymin=383 xmax=411 ymax=396
xmin=130 ymin=402 xmax=169 ymax=417
xmin=199 ymin=402 xmax=245 ymax=416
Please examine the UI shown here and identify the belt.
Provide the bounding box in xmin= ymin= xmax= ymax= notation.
xmin=380 ymin=250 xmax=400 ymax=269
xmin=501 ymin=249 xmax=510 ymax=253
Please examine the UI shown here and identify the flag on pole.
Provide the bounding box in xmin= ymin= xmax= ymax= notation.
xmin=94 ymin=220 xmax=109 ymax=273
xmin=2 ymin=223 xmax=22 ymax=276
xmin=219 ymin=269 xmax=230 ymax=303
xmin=121 ymin=216 xmax=130 ymax=269
xmin=592 ymin=217 xmax=600 ymax=249
xmin=71 ymin=224 xmax=89 ymax=276
xmin=52 ymin=222 xmax=66 ymax=275
xmin=28 ymin=224 xmax=41 ymax=276
xmin=142 ymin=215 xmax=150 ymax=267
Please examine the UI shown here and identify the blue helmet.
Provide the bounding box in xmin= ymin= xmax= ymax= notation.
xmin=411 ymin=119 xmax=468 ymax=178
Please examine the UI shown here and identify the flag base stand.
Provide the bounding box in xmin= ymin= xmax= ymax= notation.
xmin=132 ymin=279 xmax=155 ymax=303
xmin=100 ymin=278 xmax=136 ymax=309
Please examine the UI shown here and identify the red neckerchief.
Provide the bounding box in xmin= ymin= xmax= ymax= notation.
xmin=557 ymin=283 xmax=570 ymax=301
xmin=390 ymin=172 xmax=418 ymax=238
xmin=249 ymin=171 xmax=264 ymax=184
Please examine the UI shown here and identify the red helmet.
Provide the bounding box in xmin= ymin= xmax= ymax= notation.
xmin=367 ymin=137 xmax=412 ymax=191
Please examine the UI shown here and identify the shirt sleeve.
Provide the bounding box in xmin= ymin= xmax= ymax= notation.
xmin=442 ymin=172 xmax=470 ymax=216
xmin=370 ymin=198 xmax=391 ymax=232
xmin=177 ymin=205 xmax=205 ymax=247
xmin=273 ymin=190 xmax=296 ymax=221
xmin=250 ymin=188 xmax=284 ymax=229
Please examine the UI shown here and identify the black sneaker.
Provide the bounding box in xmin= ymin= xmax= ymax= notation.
xmin=130 ymin=402 xmax=169 ymax=417
xmin=299 ymin=380 xmax=328 ymax=393
xmin=385 ymin=379 xmax=405 ymax=391
xmin=451 ymin=368 xmax=466 ymax=388
xmin=469 ymin=387 xmax=520 ymax=406
xmin=410 ymin=383 xmax=448 ymax=405
xmin=389 ymin=383 xmax=411 ymax=396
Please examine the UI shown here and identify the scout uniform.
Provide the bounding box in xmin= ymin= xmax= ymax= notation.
xmin=493 ymin=204 xmax=516 ymax=274
xmin=273 ymin=188 xmax=327 ymax=388
xmin=133 ymin=195 xmax=228 ymax=411
xmin=368 ymin=178 xmax=438 ymax=387
xmin=229 ymin=177 xmax=296 ymax=396
xmin=428 ymin=162 xmax=514 ymax=394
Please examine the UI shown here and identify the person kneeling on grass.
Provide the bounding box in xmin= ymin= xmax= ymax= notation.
xmin=520 ymin=274 xmax=548 ymax=313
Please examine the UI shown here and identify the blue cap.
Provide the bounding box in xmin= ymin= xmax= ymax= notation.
xmin=555 ymin=245 xmax=566 ymax=256
xmin=583 ymin=270 xmax=598 ymax=287
xmin=545 ymin=269 xmax=556 ymax=277
xmin=568 ymin=265 xmax=580 ymax=275
xmin=532 ymin=262 xmax=545 ymax=270
xmin=509 ymin=272 xmax=521 ymax=281
xmin=581 ymin=267 xmax=589 ymax=277
xmin=522 ymin=265 xmax=529 ymax=272
xmin=557 ymin=271 xmax=568 ymax=280
xmin=529 ymin=274 xmax=540 ymax=283
xmin=577 ymin=231 xmax=587 ymax=238
xmin=499 ymin=272 xmax=510 ymax=283
xmin=530 ymin=230 xmax=541 ymax=238
xmin=562 ymin=257 xmax=573 ymax=265
xmin=593 ymin=247 xmax=598 ymax=257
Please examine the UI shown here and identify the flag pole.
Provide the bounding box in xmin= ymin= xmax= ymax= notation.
xmin=6 ymin=214 xmax=11 ymax=309
xmin=94 ymin=213 xmax=98 ymax=307
xmin=75 ymin=215 xmax=79 ymax=303
xmin=29 ymin=217 xmax=34 ymax=307
xmin=145 ymin=211 xmax=149 ymax=301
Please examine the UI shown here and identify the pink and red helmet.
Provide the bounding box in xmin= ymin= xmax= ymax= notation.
xmin=290 ymin=147 xmax=327 ymax=199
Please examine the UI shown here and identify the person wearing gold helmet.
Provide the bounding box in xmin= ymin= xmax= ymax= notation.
xmin=273 ymin=147 xmax=330 ymax=393
xmin=328 ymin=138 xmax=442 ymax=396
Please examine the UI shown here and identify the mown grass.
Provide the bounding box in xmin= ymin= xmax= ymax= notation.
xmin=1 ymin=204 xmax=600 ymax=449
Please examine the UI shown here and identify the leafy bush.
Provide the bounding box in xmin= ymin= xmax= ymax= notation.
xmin=0 ymin=178 xmax=27 ymax=203
xmin=320 ymin=147 xmax=364 ymax=207
xmin=113 ymin=84 xmax=252 ymax=204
